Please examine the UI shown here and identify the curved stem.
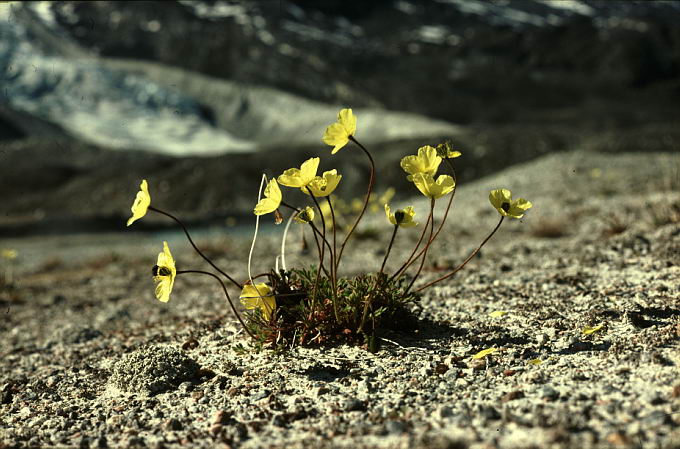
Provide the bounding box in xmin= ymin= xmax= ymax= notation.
xmin=149 ymin=206 xmax=242 ymax=289
xmin=336 ymin=136 xmax=375 ymax=267
xmin=247 ymin=175 xmax=267 ymax=285
xmin=327 ymin=196 xmax=339 ymax=309
xmin=307 ymin=188 xmax=334 ymax=321
xmin=380 ymin=225 xmax=399 ymax=274
xmin=390 ymin=159 xmax=458 ymax=277
xmin=359 ymin=224 xmax=399 ymax=335
xmin=281 ymin=202 xmax=332 ymax=259
xmin=177 ymin=269 xmax=255 ymax=340
xmin=404 ymin=199 xmax=435 ymax=293
xmin=388 ymin=211 xmax=432 ymax=283
xmin=414 ymin=216 xmax=504 ymax=293
xmin=280 ymin=211 xmax=297 ymax=272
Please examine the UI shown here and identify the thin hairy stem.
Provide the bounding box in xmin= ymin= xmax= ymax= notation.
xmin=398 ymin=158 xmax=459 ymax=273
xmin=307 ymin=188 xmax=336 ymax=321
xmin=389 ymin=211 xmax=432 ymax=283
xmin=327 ymin=196 xmax=339 ymax=311
xmin=149 ymin=206 xmax=241 ymax=289
xmin=380 ymin=225 xmax=399 ymax=274
xmin=336 ymin=136 xmax=375 ymax=266
xmin=280 ymin=211 xmax=297 ymax=272
xmin=177 ymin=269 xmax=255 ymax=340
xmin=281 ymin=202 xmax=332 ymax=262
xmin=248 ymin=175 xmax=267 ymax=285
xmin=404 ymin=199 xmax=435 ymax=293
xmin=414 ymin=216 xmax=504 ymax=293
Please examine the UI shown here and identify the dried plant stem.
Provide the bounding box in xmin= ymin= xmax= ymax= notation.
xmin=177 ymin=270 xmax=255 ymax=340
xmin=414 ymin=216 xmax=504 ymax=293
xmin=336 ymin=136 xmax=375 ymax=267
xmin=149 ymin=206 xmax=242 ymax=289
xmin=404 ymin=199 xmax=435 ymax=293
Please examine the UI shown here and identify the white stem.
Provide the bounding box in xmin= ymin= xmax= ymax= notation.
xmin=280 ymin=211 xmax=296 ymax=272
xmin=248 ymin=174 xmax=267 ymax=285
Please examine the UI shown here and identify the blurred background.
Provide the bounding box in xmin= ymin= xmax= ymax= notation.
xmin=0 ymin=0 xmax=679 ymax=243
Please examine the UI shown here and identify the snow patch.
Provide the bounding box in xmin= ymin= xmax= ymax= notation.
xmin=539 ymin=0 xmax=595 ymax=17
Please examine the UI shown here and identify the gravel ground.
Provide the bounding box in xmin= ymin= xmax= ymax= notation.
xmin=1 ymin=150 xmax=679 ymax=449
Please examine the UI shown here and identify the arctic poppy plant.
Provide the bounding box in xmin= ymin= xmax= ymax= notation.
xmin=489 ymin=189 xmax=532 ymax=219
xmin=254 ymin=179 xmax=282 ymax=216
xmin=127 ymin=179 xmax=151 ymax=226
xmin=240 ymin=283 xmax=276 ymax=320
xmin=152 ymin=241 xmax=176 ymax=303
xmin=322 ymin=108 xmax=357 ymax=154
xmin=278 ymin=157 xmax=320 ymax=188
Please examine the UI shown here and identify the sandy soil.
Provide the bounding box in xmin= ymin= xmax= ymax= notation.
xmin=1 ymin=150 xmax=679 ymax=449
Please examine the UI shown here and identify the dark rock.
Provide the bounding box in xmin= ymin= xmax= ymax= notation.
xmin=541 ymin=386 xmax=560 ymax=401
xmin=385 ymin=420 xmax=406 ymax=434
xmin=501 ymin=390 xmax=524 ymax=402
xmin=343 ymin=398 xmax=367 ymax=412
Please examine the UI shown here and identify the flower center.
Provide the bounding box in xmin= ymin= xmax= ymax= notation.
xmin=501 ymin=202 xmax=510 ymax=212
xmin=394 ymin=210 xmax=406 ymax=224
xmin=152 ymin=265 xmax=172 ymax=277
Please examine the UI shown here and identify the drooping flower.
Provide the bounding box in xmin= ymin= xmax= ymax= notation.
xmin=239 ymin=283 xmax=276 ymax=320
xmin=294 ymin=206 xmax=315 ymax=224
xmin=400 ymin=146 xmax=442 ymax=181
xmin=254 ymin=179 xmax=282 ymax=215
xmin=278 ymin=157 xmax=320 ymax=188
xmin=435 ymin=141 xmax=462 ymax=159
xmin=411 ymin=173 xmax=455 ymax=199
xmin=384 ymin=204 xmax=417 ymax=228
xmin=127 ymin=179 xmax=151 ymax=226
xmin=322 ymin=108 xmax=357 ymax=154
xmin=152 ymin=241 xmax=176 ymax=303
xmin=489 ymin=189 xmax=532 ymax=219
xmin=304 ymin=170 xmax=342 ymax=197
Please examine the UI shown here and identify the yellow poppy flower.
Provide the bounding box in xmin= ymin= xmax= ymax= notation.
xmin=435 ymin=141 xmax=462 ymax=159
xmin=322 ymin=108 xmax=357 ymax=154
xmin=400 ymin=146 xmax=442 ymax=181
xmin=489 ymin=189 xmax=532 ymax=219
xmin=294 ymin=206 xmax=315 ymax=224
xmin=384 ymin=204 xmax=417 ymax=228
xmin=239 ymin=283 xmax=276 ymax=320
xmin=1 ymin=249 xmax=18 ymax=260
xmin=254 ymin=179 xmax=282 ymax=215
xmin=152 ymin=241 xmax=176 ymax=303
xmin=411 ymin=173 xmax=455 ymax=199
xmin=488 ymin=310 xmax=508 ymax=318
xmin=127 ymin=179 xmax=151 ymax=226
xmin=304 ymin=170 xmax=342 ymax=197
xmin=278 ymin=157 xmax=320 ymax=188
